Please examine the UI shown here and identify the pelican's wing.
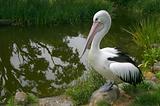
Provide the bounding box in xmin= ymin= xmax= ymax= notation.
xmin=101 ymin=47 xmax=119 ymax=54
xmin=103 ymin=47 xmax=142 ymax=84
xmin=109 ymin=62 xmax=142 ymax=85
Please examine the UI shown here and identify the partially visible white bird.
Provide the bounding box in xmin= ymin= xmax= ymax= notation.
xmin=81 ymin=10 xmax=142 ymax=86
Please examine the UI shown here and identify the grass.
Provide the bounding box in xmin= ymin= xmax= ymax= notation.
xmin=122 ymin=81 xmax=160 ymax=106
xmin=131 ymin=18 xmax=160 ymax=49
xmin=130 ymin=88 xmax=160 ymax=106
xmin=65 ymin=70 xmax=105 ymax=105
xmin=127 ymin=18 xmax=160 ymax=69
xmin=110 ymin=0 xmax=138 ymax=7
xmin=96 ymin=100 xmax=111 ymax=106
xmin=0 ymin=0 xmax=113 ymax=26
xmin=122 ymin=81 xmax=154 ymax=97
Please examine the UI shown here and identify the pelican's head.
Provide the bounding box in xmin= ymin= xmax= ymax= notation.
xmin=81 ymin=10 xmax=111 ymax=57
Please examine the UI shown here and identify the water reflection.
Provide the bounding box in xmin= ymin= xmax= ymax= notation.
xmin=0 ymin=26 xmax=87 ymax=103
xmin=65 ymin=34 xmax=89 ymax=68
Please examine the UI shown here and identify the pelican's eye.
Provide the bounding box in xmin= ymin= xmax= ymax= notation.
xmin=95 ymin=18 xmax=98 ymax=21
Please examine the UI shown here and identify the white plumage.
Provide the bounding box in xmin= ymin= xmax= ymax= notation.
xmin=81 ymin=10 xmax=142 ymax=85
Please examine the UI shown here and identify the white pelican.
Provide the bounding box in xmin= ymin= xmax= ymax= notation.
xmin=81 ymin=10 xmax=142 ymax=86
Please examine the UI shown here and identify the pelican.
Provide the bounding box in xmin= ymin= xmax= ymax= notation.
xmin=81 ymin=10 xmax=142 ymax=86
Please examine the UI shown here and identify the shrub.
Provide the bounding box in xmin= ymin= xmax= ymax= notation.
xmin=65 ymin=70 xmax=105 ymax=105
xmin=131 ymin=88 xmax=160 ymax=106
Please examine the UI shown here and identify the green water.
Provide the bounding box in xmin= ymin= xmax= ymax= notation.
xmin=0 ymin=10 xmax=141 ymax=104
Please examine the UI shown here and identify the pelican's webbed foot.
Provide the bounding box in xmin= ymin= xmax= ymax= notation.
xmin=99 ymin=80 xmax=114 ymax=92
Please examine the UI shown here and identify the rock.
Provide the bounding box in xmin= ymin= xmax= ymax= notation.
xmin=89 ymin=84 xmax=120 ymax=106
xmin=14 ymin=93 xmax=73 ymax=106
xmin=152 ymin=61 xmax=160 ymax=72
xmin=39 ymin=95 xmax=73 ymax=106
xmin=14 ymin=91 xmax=28 ymax=105
xmin=151 ymin=76 xmax=157 ymax=82
xmin=144 ymin=71 xmax=156 ymax=80
xmin=151 ymin=43 xmax=160 ymax=48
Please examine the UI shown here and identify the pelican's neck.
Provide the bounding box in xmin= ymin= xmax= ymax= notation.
xmin=90 ymin=24 xmax=110 ymax=53
xmin=90 ymin=32 xmax=103 ymax=52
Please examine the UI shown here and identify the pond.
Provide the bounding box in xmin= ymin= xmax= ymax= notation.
xmin=0 ymin=10 xmax=141 ymax=104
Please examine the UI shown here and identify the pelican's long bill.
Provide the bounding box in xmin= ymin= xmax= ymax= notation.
xmin=80 ymin=22 xmax=103 ymax=58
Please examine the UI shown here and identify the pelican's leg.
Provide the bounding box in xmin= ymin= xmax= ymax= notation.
xmin=106 ymin=80 xmax=114 ymax=85
xmin=99 ymin=80 xmax=114 ymax=92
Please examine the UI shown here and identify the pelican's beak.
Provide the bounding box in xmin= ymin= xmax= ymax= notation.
xmin=80 ymin=22 xmax=103 ymax=57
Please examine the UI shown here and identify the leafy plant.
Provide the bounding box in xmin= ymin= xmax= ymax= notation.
xmin=96 ymin=100 xmax=111 ymax=106
xmin=6 ymin=96 xmax=14 ymax=106
xmin=155 ymin=72 xmax=160 ymax=79
xmin=65 ymin=70 xmax=105 ymax=105
xmin=143 ymin=48 xmax=160 ymax=68
xmin=27 ymin=93 xmax=38 ymax=103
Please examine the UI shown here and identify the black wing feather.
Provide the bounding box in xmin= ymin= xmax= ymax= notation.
xmin=108 ymin=48 xmax=136 ymax=65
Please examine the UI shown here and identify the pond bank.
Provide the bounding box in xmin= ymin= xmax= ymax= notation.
xmin=9 ymin=92 xmax=73 ymax=106
xmin=39 ymin=96 xmax=73 ymax=106
xmin=10 ymin=76 xmax=160 ymax=106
